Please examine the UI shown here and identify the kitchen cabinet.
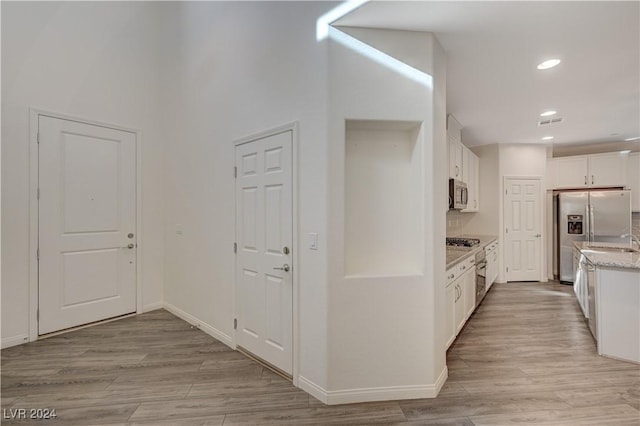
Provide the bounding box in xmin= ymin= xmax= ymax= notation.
xmin=448 ymin=138 xmax=463 ymax=180
xmin=549 ymin=152 xmax=628 ymax=189
xmin=627 ymin=153 xmax=640 ymax=212
xmin=485 ymin=241 xmax=498 ymax=289
xmin=445 ymin=280 xmax=456 ymax=349
xmin=597 ymin=266 xmax=640 ymax=363
xmin=447 ymin=115 xmax=463 ymax=180
xmin=445 ymin=255 xmax=476 ymax=349
xmin=462 ymin=266 xmax=476 ymax=320
xmin=589 ymin=153 xmax=628 ymax=187
xmin=462 ymin=147 xmax=479 ymax=212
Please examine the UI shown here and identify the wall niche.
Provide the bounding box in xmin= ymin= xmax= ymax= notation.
xmin=344 ymin=119 xmax=424 ymax=277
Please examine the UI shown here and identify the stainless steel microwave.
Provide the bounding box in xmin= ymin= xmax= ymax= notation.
xmin=449 ymin=178 xmax=468 ymax=210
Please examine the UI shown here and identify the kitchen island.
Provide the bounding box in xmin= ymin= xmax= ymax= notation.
xmin=574 ymin=242 xmax=640 ymax=364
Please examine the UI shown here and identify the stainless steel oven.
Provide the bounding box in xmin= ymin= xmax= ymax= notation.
xmin=475 ymin=249 xmax=487 ymax=307
xmin=449 ymin=179 xmax=468 ymax=210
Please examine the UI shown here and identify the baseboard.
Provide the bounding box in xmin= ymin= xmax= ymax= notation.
xmin=434 ymin=365 xmax=449 ymax=396
xmin=307 ymin=366 xmax=449 ymax=405
xmin=142 ymin=302 xmax=164 ymax=312
xmin=2 ymin=334 xmax=29 ymax=349
xmin=163 ymin=302 xmax=233 ymax=348
xmin=298 ymin=375 xmax=329 ymax=404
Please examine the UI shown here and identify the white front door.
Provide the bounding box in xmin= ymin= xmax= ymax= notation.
xmin=235 ymin=130 xmax=293 ymax=375
xmin=504 ymin=178 xmax=542 ymax=282
xmin=38 ymin=116 xmax=137 ymax=335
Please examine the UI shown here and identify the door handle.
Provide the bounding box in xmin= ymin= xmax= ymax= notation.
xmin=274 ymin=264 xmax=290 ymax=272
xmin=534 ymin=234 xmax=541 ymax=238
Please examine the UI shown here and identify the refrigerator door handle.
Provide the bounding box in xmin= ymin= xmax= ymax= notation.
xmin=589 ymin=205 xmax=595 ymax=242
xmin=585 ymin=204 xmax=590 ymax=242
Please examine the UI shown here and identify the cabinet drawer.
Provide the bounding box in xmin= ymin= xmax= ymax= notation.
xmin=485 ymin=241 xmax=498 ymax=254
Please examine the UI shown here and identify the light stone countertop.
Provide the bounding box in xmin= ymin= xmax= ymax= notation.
xmin=446 ymin=235 xmax=498 ymax=270
xmin=574 ymin=241 xmax=640 ymax=270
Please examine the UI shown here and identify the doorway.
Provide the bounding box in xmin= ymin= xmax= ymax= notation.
xmin=31 ymin=111 xmax=140 ymax=337
xmin=504 ymin=177 xmax=543 ymax=282
xmin=234 ymin=124 xmax=296 ymax=376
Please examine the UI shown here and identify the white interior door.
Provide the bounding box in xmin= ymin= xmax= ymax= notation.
xmin=235 ymin=130 xmax=293 ymax=375
xmin=38 ymin=116 xmax=137 ymax=335
xmin=504 ymin=178 xmax=542 ymax=282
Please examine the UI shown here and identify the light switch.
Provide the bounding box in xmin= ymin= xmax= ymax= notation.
xmin=309 ymin=233 xmax=318 ymax=250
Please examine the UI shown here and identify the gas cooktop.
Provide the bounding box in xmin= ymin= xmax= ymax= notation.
xmin=446 ymin=237 xmax=481 ymax=248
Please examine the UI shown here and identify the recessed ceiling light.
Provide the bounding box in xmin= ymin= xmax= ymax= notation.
xmin=620 ymin=150 xmax=632 ymax=154
xmin=537 ymin=59 xmax=561 ymax=70
xmin=540 ymin=110 xmax=557 ymax=117
xmin=624 ymin=136 xmax=640 ymax=141
xmin=541 ymin=136 xmax=554 ymax=141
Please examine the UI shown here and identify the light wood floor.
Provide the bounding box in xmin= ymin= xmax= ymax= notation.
xmin=2 ymin=281 xmax=639 ymax=425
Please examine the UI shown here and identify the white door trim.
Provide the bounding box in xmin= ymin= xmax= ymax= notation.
xmin=232 ymin=121 xmax=299 ymax=385
xmin=28 ymin=108 xmax=143 ymax=342
xmin=502 ymin=175 xmax=545 ymax=282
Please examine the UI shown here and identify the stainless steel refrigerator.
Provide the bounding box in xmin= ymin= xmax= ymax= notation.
xmin=557 ymin=189 xmax=632 ymax=282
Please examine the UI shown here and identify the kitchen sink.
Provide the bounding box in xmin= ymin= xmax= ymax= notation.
xmin=586 ymin=245 xmax=639 ymax=253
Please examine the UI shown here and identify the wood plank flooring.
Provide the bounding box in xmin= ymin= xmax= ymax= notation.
xmin=2 ymin=281 xmax=639 ymax=425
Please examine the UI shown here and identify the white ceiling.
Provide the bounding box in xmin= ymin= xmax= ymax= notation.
xmin=335 ymin=1 xmax=640 ymax=148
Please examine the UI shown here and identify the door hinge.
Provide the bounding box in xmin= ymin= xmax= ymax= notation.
xmin=505 ymin=227 xmax=508 ymax=234
xmin=37 ymin=188 xmax=40 ymax=200
xmin=37 ymin=248 xmax=40 ymax=261
xmin=233 ymin=166 xmax=237 ymax=178
xmin=234 ymin=318 xmax=237 ymax=330
xmin=37 ymin=132 xmax=40 ymax=144
xmin=505 ymin=188 xmax=508 ymax=195
xmin=506 ymin=267 xmax=509 ymax=272
xmin=37 ymin=309 xmax=39 ymax=321
xmin=233 ymin=242 xmax=237 ymax=254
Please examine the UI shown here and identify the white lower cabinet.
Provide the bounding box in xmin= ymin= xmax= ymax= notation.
xmin=463 ymin=268 xmax=476 ymax=320
xmin=485 ymin=241 xmax=499 ymax=289
xmin=446 ymin=256 xmax=476 ymax=349
xmin=445 ymin=280 xmax=456 ymax=349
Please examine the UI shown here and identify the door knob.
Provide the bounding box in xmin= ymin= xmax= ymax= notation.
xmin=274 ymin=264 xmax=290 ymax=272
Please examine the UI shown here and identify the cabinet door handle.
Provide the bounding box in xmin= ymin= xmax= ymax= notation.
xmin=591 ymin=175 xmax=594 ymax=185
xmin=584 ymin=176 xmax=587 ymax=185
xmin=455 ymin=165 xmax=459 ymax=177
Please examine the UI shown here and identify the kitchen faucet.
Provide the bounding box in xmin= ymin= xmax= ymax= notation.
xmin=621 ymin=233 xmax=640 ymax=247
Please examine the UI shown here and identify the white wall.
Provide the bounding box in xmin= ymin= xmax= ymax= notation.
xmin=466 ymin=144 xmax=547 ymax=283
xmin=1 ymin=2 xmax=165 ymax=346
xmin=326 ymin=27 xmax=447 ymax=402
xmin=159 ymin=2 xmax=332 ymax=391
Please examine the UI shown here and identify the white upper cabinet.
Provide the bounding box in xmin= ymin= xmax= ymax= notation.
xmin=628 ymin=153 xmax=640 ymax=212
xmin=549 ymin=152 xmax=628 ymax=189
xmin=589 ymin=152 xmax=627 ymax=188
xmin=447 ymin=114 xmax=481 ymax=211
xmin=549 ymin=156 xmax=589 ymax=188
xmin=447 ymin=115 xmax=463 ymax=180
xmin=461 ymin=147 xmax=479 ymax=212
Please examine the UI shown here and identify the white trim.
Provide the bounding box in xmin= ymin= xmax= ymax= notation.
xmin=503 ymin=175 xmax=546 ymax=282
xmin=142 ymin=302 xmax=164 ymax=313
xmin=28 ymin=108 xmax=143 ymax=342
xmin=2 ymin=335 xmax=30 ymax=349
xmin=232 ymin=121 xmax=300 ymax=381
xmin=297 ymin=376 xmax=329 ymax=405
xmin=298 ymin=367 xmax=447 ymax=406
xmin=163 ymin=302 xmax=233 ymax=348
